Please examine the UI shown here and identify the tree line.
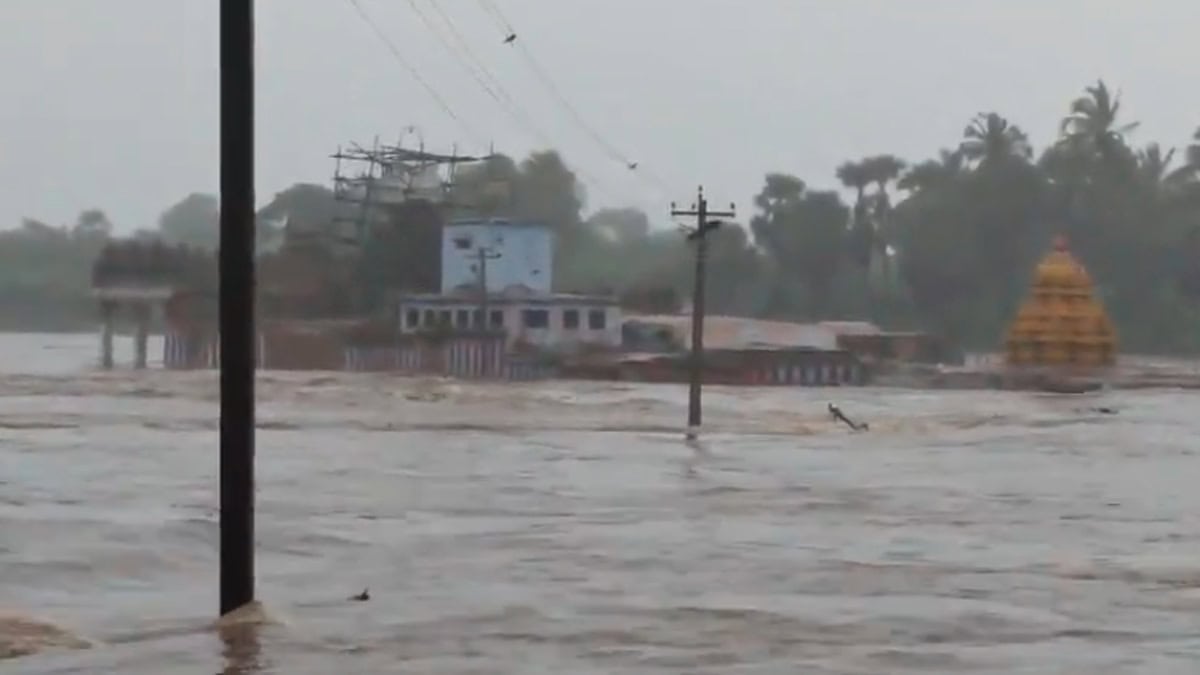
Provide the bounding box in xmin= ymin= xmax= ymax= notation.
xmin=4 ymin=80 xmax=1198 ymax=352
xmin=446 ymin=80 xmax=1200 ymax=352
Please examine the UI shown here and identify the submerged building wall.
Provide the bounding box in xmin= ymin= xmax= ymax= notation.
xmin=162 ymin=327 xmax=558 ymax=381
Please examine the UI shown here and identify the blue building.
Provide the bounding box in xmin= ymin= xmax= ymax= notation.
xmin=396 ymin=217 xmax=621 ymax=353
xmin=441 ymin=218 xmax=554 ymax=294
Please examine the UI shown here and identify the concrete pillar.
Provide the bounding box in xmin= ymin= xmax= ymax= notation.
xmin=133 ymin=303 xmax=150 ymax=369
xmin=100 ymin=302 xmax=116 ymax=370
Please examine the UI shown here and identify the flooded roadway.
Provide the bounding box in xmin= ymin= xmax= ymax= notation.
xmin=3 ymin=333 xmax=1200 ymax=673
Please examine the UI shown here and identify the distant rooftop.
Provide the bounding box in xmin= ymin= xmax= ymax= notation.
xmin=397 ymin=285 xmax=617 ymax=305
xmin=625 ymin=314 xmax=844 ymax=351
xmin=816 ymin=320 xmax=882 ymax=336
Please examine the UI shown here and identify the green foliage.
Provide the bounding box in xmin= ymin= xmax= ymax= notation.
xmin=158 ymin=193 xmax=219 ymax=248
xmin=6 ymin=80 xmax=1200 ymax=352
xmin=0 ymin=216 xmax=109 ymax=330
xmin=443 ymin=82 xmax=1200 ymax=353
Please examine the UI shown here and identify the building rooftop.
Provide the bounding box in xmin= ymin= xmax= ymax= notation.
xmin=625 ymin=314 xmax=844 ymax=351
xmin=445 ymin=217 xmax=551 ymax=230
xmin=397 ymin=286 xmax=617 ymax=305
xmin=816 ymin=320 xmax=882 ymax=336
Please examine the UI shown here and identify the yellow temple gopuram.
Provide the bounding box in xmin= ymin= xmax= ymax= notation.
xmin=1005 ymin=236 xmax=1117 ymax=368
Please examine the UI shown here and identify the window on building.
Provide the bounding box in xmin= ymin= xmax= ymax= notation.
xmin=406 ymin=309 xmax=420 ymax=329
xmin=523 ymin=309 xmax=549 ymax=329
xmin=456 ymin=309 xmax=471 ymax=328
xmin=490 ymin=310 xmax=504 ymax=328
xmin=423 ymin=309 xmax=436 ymax=326
xmin=562 ymin=309 xmax=580 ymax=330
xmin=472 ymin=309 xmax=484 ymax=328
xmin=454 ymin=236 xmax=473 ymax=250
xmin=588 ymin=309 xmax=607 ymax=330
xmin=439 ymin=310 xmax=452 ymax=327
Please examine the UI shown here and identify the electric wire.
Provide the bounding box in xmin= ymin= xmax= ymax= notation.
xmin=346 ymin=0 xmax=488 ymax=150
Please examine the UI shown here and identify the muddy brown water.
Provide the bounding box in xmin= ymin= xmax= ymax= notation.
xmin=3 ymin=333 xmax=1200 ymax=673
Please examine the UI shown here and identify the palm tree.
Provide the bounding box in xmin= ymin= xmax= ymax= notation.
xmin=1185 ymin=128 xmax=1200 ymax=173
xmin=1135 ymin=143 xmax=1190 ymax=187
xmin=1135 ymin=143 xmax=1200 ymax=223
xmin=960 ymin=112 xmax=1032 ymax=166
xmin=1059 ymin=79 xmax=1139 ymax=164
xmin=836 ymin=160 xmax=873 ymax=269
xmin=1174 ymin=129 xmax=1200 ymax=210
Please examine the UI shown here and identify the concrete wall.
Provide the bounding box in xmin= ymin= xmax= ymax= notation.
xmin=398 ymin=298 xmax=622 ymax=352
xmin=503 ymin=303 xmax=621 ymax=351
xmin=441 ymin=220 xmax=553 ymax=294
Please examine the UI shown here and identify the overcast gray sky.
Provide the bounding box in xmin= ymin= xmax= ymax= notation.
xmin=3 ymin=0 xmax=1199 ymax=233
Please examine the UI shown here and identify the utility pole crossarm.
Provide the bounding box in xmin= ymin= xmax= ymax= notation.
xmin=671 ymin=186 xmax=736 ymax=234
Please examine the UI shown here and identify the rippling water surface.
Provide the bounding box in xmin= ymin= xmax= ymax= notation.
xmin=4 ymin=332 xmax=1200 ymax=673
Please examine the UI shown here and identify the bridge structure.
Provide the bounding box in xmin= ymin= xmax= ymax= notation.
xmin=90 ymin=240 xmax=215 ymax=369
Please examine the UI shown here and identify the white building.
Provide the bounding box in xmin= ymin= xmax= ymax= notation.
xmin=396 ymin=287 xmax=621 ymax=352
xmin=441 ymin=218 xmax=554 ymax=294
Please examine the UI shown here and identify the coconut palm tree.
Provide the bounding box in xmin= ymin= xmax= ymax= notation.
xmin=1135 ymin=143 xmax=1191 ymax=189
xmin=960 ymin=112 xmax=1032 ymax=166
xmin=1184 ymin=128 xmax=1200 ymax=172
xmin=1059 ymin=79 xmax=1139 ymax=164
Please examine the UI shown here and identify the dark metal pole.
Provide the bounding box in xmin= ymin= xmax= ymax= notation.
xmin=687 ymin=197 xmax=708 ymax=430
xmin=476 ymin=246 xmax=499 ymax=329
xmin=478 ymin=247 xmax=488 ymax=328
xmin=219 ymin=0 xmax=256 ymax=616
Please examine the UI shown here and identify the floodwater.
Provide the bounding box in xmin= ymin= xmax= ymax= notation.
xmin=3 ymin=332 xmax=1200 ymax=674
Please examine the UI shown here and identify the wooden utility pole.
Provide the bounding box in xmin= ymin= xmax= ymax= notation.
xmin=219 ymin=0 xmax=256 ymax=616
xmin=475 ymin=245 xmax=501 ymax=328
xmin=671 ymin=186 xmax=735 ymax=438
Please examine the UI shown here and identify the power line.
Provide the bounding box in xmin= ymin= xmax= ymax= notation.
xmin=404 ymin=0 xmax=633 ymax=210
xmin=352 ymin=0 xmax=657 ymax=214
xmin=474 ymin=0 xmax=676 ymax=195
xmin=475 ymin=0 xmax=512 ymax=34
xmin=405 ymin=0 xmax=546 ymax=148
xmin=346 ymin=0 xmax=487 ymax=149
xmin=406 ymin=0 xmax=504 ymax=107
xmin=426 ymin=0 xmax=520 ymax=111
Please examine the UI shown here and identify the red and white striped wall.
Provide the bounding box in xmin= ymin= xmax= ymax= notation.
xmin=342 ymin=336 xmax=535 ymax=380
xmin=163 ymin=331 xmax=266 ymax=370
xmin=443 ymin=338 xmax=506 ymax=378
xmin=746 ymin=361 xmax=863 ymax=386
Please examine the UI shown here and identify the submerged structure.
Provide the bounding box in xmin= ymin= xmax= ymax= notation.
xmin=1005 ymin=236 xmax=1117 ymax=368
xmin=88 ymin=132 xmax=886 ymax=387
